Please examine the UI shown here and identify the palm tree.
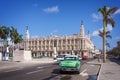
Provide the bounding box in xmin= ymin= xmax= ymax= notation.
xmin=1 ymin=26 xmax=10 ymax=40
xmin=98 ymin=6 xmax=118 ymax=62
xmin=10 ymin=26 xmax=18 ymax=43
xmin=0 ymin=26 xmax=3 ymax=39
xmin=10 ymin=26 xmax=23 ymax=46
xmin=99 ymin=30 xmax=112 ymax=48
xmin=14 ymin=34 xmax=23 ymax=44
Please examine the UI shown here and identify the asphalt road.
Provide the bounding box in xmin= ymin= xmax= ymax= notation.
xmin=0 ymin=59 xmax=100 ymax=80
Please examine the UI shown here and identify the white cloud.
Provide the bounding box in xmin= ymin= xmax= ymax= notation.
xmin=92 ymin=30 xmax=99 ymax=36
xmin=43 ymin=6 xmax=59 ymax=13
xmin=92 ymin=24 xmax=113 ymax=37
xmin=114 ymin=9 xmax=120 ymax=15
xmin=106 ymin=24 xmax=113 ymax=31
xmin=92 ymin=13 xmax=102 ymax=22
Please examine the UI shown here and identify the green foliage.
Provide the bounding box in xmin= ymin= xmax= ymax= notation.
xmin=10 ymin=26 xmax=23 ymax=44
xmin=0 ymin=25 xmax=23 ymax=44
xmin=0 ymin=26 xmax=10 ymax=40
xmin=107 ymin=41 xmax=120 ymax=57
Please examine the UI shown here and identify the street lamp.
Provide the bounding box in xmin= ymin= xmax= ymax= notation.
xmin=53 ymin=40 xmax=57 ymax=59
xmin=71 ymin=45 xmax=74 ymax=55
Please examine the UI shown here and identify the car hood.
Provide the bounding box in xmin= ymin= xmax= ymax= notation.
xmin=60 ymin=60 xmax=78 ymax=67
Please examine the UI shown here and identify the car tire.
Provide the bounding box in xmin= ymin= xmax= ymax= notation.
xmin=60 ymin=70 xmax=64 ymax=74
xmin=76 ymin=71 xmax=80 ymax=74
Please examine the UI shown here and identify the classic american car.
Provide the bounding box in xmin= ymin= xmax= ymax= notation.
xmin=59 ymin=55 xmax=81 ymax=74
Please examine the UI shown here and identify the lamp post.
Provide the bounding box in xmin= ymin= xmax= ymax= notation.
xmin=71 ymin=45 xmax=74 ymax=55
xmin=6 ymin=41 xmax=9 ymax=60
xmin=87 ymin=46 xmax=90 ymax=58
xmin=53 ymin=40 xmax=57 ymax=59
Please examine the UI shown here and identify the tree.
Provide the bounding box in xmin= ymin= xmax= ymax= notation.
xmin=10 ymin=26 xmax=23 ymax=44
xmin=14 ymin=34 xmax=23 ymax=44
xmin=99 ymin=31 xmax=112 ymax=48
xmin=116 ymin=41 xmax=120 ymax=58
xmin=1 ymin=26 xmax=10 ymax=40
xmin=0 ymin=26 xmax=4 ymax=38
xmin=109 ymin=41 xmax=120 ymax=57
xmin=98 ymin=6 xmax=118 ymax=62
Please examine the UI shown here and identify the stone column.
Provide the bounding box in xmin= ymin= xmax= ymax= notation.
xmin=53 ymin=47 xmax=57 ymax=58
xmin=53 ymin=40 xmax=57 ymax=59
xmin=0 ymin=52 xmax=2 ymax=61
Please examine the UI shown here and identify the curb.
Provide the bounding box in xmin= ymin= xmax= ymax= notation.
xmin=97 ymin=63 xmax=102 ymax=80
xmin=86 ymin=61 xmax=102 ymax=80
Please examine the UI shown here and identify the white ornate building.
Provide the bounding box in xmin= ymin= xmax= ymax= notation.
xmin=24 ymin=22 xmax=95 ymax=58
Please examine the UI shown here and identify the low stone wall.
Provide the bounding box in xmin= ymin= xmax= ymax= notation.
xmin=13 ymin=50 xmax=32 ymax=62
xmin=0 ymin=52 xmax=2 ymax=61
xmin=24 ymin=51 xmax=32 ymax=61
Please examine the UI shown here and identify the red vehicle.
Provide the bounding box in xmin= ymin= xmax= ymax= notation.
xmin=82 ymin=56 xmax=88 ymax=60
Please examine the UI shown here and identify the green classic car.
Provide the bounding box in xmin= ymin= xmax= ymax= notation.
xmin=59 ymin=55 xmax=81 ymax=74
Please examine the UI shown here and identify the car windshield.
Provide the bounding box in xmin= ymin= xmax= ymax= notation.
xmin=64 ymin=57 xmax=77 ymax=60
xmin=57 ymin=55 xmax=65 ymax=58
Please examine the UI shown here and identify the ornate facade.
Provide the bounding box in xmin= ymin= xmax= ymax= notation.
xmin=24 ymin=22 xmax=95 ymax=58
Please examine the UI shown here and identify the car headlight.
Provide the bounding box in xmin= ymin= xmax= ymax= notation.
xmin=76 ymin=63 xmax=79 ymax=67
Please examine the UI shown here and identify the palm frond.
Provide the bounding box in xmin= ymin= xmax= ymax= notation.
xmin=106 ymin=42 xmax=110 ymax=48
xmin=98 ymin=30 xmax=103 ymax=37
xmin=106 ymin=35 xmax=112 ymax=39
xmin=98 ymin=8 xmax=105 ymax=17
xmin=107 ymin=7 xmax=118 ymax=15
xmin=106 ymin=31 xmax=110 ymax=34
xmin=108 ymin=18 xmax=115 ymax=27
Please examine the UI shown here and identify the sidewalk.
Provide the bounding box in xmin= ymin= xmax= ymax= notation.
xmin=87 ymin=58 xmax=120 ymax=80
xmin=99 ymin=58 xmax=120 ymax=80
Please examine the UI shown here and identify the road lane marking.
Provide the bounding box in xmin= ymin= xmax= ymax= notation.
xmin=37 ymin=67 xmax=43 ymax=69
xmin=37 ymin=65 xmax=53 ymax=69
xmin=80 ymin=69 xmax=88 ymax=76
xmin=4 ymin=68 xmax=23 ymax=72
xmin=80 ymin=69 xmax=87 ymax=73
xmin=26 ymin=70 xmax=43 ymax=75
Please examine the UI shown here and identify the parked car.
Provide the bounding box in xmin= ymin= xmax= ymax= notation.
xmin=78 ymin=56 xmax=82 ymax=60
xmin=59 ymin=55 xmax=81 ymax=74
xmin=56 ymin=54 xmax=67 ymax=62
xmin=82 ymin=56 xmax=88 ymax=60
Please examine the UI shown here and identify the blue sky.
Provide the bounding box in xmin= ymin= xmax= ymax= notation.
xmin=0 ymin=0 xmax=120 ymax=50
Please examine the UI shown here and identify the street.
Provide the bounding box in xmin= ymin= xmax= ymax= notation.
xmin=0 ymin=59 xmax=100 ymax=80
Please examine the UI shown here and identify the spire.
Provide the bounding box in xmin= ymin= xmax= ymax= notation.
xmin=88 ymin=30 xmax=90 ymax=40
xmin=88 ymin=30 xmax=89 ymax=34
xmin=26 ymin=26 xmax=30 ymax=40
xmin=80 ymin=21 xmax=84 ymax=37
xmin=81 ymin=20 xmax=83 ymax=25
xmin=26 ymin=26 xmax=28 ymax=30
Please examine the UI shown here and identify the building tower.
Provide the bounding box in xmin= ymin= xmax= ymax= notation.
xmin=87 ymin=30 xmax=90 ymax=40
xmin=80 ymin=21 xmax=84 ymax=37
xmin=26 ymin=26 xmax=29 ymax=40
xmin=25 ymin=26 xmax=30 ymax=50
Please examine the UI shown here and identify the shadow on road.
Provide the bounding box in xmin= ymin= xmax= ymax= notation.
xmin=108 ymin=58 xmax=120 ymax=65
xmin=87 ymin=75 xmax=97 ymax=80
xmin=52 ymin=68 xmax=78 ymax=75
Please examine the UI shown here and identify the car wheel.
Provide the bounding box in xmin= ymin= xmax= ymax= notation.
xmin=60 ymin=70 xmax=64 ymax=74
xmin=76 ymin=70 xmax=80 ymax=74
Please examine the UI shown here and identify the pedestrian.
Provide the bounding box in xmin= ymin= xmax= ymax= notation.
xmin=98 ymin=54 xmax=100 ymax=62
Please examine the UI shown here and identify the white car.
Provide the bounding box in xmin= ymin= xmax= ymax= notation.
xmin=78 ymin=56 xmax=82 ymax=60
xmin=57 ymin=54 xmax=66 ymax=61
